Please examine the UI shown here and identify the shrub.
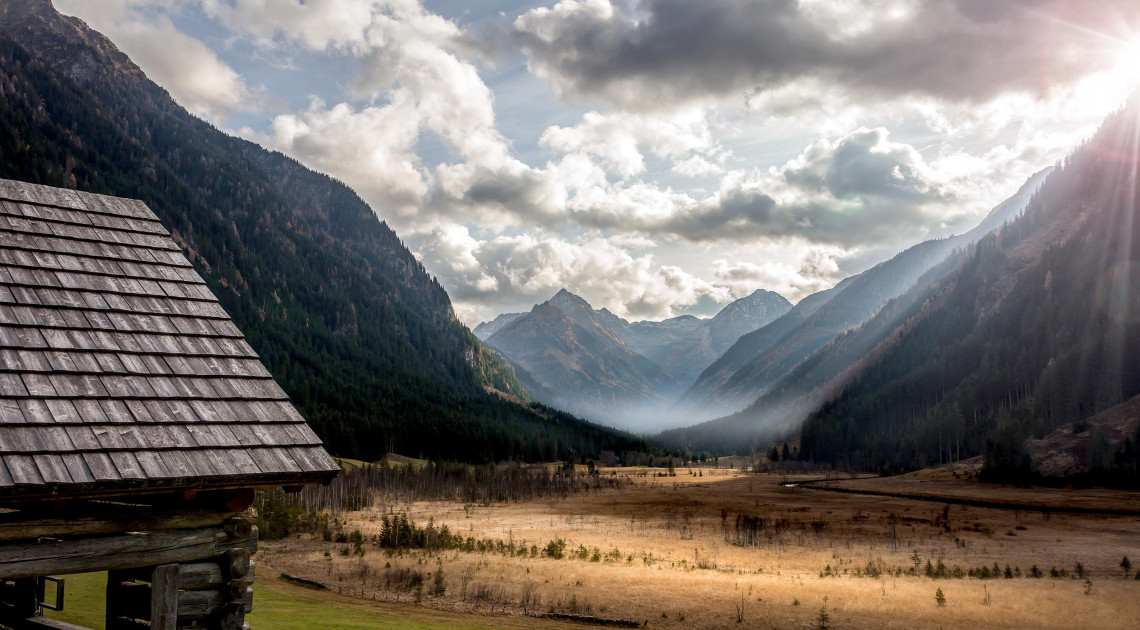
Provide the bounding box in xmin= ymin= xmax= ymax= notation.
xmin=935 ymin=588 xmax=946 ymax=607
xmin=543 ymin=538 xmax=567 ymax=559
xmin=432 ymin=567 xmax=446 ymax=597
xmin=816 ymin=605 xmax=831 ymax=629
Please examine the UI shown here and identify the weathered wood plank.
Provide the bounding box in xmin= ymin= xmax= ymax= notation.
xmin=0 ymin=508 xmax=235 ymax=542
xmin=9 ymin=616 xmax=92 ymax=630
xmin=150 ymin=564 xmax=179 ymax=630
xmin=0 ymin=526 xmax=254 ymax=579
xmin=117 ymin=582 xmax=251 ymax=622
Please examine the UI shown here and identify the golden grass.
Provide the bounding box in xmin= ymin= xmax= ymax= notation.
xmin=260 ymin=468 xmax=1140 ymax=629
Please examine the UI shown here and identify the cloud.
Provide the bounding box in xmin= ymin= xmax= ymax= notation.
xmin=242 ymin=98 xmax=429 ymax=218
xmin=198 ymin=0 xmax=380 ymax=51
xmin=558 ymin=127 xmax=961 ymax=247
xmin=513 ymin=0 xmax=1140 ymax=112
xmin=711 ymin=250 xmax=843 ymax=303
xmin=56 ymin=2 xmax=271 ymax=121
xmin=207 ymin=0 xmax=563 ymax=231
xmin=413 ymin=227 xmax=738 ymax=323
xmin=539 ymin=108 xmax=721 ymax=179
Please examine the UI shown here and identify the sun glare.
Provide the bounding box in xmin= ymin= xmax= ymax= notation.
xmin=1119 ymin=37 xmax=1140 ymax=84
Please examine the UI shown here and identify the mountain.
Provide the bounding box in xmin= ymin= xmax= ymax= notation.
xmin=675 ymin=168 xmax=1051 ymax=424
xmin=707 ymin=289 xmax=796 ymax=353
xmin=486 ymin=296 xmax=672 ymax=425
xmin=618 ymin=289 xmax=792 ymax=387
xmin=659 ymin=250 xmax=969 ymax=453
xmin=0 ymin=0 xmax=646 ymax=463
xmin=799 ymin=94 xmax=1140 ymax=484
xmin=473 ymin=312 xmax=526 ymax=340
xmin=484 ymin=288 xmax=790 ymax=430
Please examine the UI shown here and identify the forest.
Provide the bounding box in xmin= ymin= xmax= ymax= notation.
xmin=799 ymin=97 xmax=1140 ymax=484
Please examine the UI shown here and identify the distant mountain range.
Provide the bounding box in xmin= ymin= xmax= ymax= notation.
xmin=0 ymin=0 xmax=645 ymax=462
xmin=481 ymin=288 xmax=791 ymax=430
xmin=480 ymin=167 xmax=1048 ymax=436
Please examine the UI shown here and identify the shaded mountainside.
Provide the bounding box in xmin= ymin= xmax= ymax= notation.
xmin=485 ymin=288 xmax=790 ymax=431
xmin=660 ymin=250 xmax=971 ymax=454
xmin=675 ymin=169 xmax=1050 ymax=425
xmin=800 ymin=94 xmax=1140 ymax=484
xmin=0 ymin=0 xmax=646 ymax=462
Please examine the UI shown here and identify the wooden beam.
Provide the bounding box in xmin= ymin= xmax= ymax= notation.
xmin=222 ymin=518 xmax=252 ymax=540
xmin=0 ymin=473 xmax=336 ymax=506
xmin=120 ymin=562 xmax=224 ymax=590
xmin=7 ymin=617 xmax=92 ymax=630
xmin=0 ymin=507 xmax=239 ymax=543
xmin=117 ymin=585 xmax=252 ymax=622
xmin=0 ymin=526 xmax=257 ymax=580
xmin=224 ymin=550 xmax=250 ymax=580
xmin=149 ymin=564 xmax=178 ymax=630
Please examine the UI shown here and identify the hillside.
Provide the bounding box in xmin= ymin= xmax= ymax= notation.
xmin=0 ymin=0 xmax=644 ymax=463
xmin=676 ymin=169 xmax=1050 ymax=424
xmin=800 ymin=94 xmax=1140 ymax=484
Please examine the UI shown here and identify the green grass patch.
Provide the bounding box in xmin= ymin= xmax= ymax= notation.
xmin=43 ymin=572 xmax=523 ymax=630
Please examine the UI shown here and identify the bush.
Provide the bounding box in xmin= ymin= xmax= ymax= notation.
xmin=432 ymin=567 xmax=446 ymax=596
xmin=543 ymin=538 xmax=567 ymax=559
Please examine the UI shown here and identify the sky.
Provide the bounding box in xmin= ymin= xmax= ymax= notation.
xmin=55 ymin=0 xmax=1140 ymax=325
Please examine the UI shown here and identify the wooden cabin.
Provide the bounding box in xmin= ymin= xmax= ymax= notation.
xmin=0 ymin=179 xmax=340 ymax=629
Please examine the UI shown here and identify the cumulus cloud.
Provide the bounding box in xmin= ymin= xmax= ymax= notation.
xmin=205 ymin=0 xmax=567 ymax=230
xmin=712 ymin=251 xmax=842 ymax=303
xmin=413 ymin=227 xmax=738 ymax=322
xmin=540 ymin=108 xmax=722 ymax=179
xmin=559 ymin=127 xmax=961 ymax=247
xmin=513 ymin=0 xmax=1140 ymax=111
xmin=243 ymin=98 xmax=429 ymax=218
xmin=56 ymin=1 xmax=271 ymax=121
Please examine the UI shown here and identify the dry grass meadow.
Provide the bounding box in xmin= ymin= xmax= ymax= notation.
xmin=258 ymin=465 xmax=1140 ymax=629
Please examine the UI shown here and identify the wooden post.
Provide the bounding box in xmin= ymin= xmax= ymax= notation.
xmin=150 ymin=564 xmax=179 ymax=630
xmin=105 ymin=570 xmax=126 ymax=630
xmin=0 ymin=577 xmax=38 ymax=619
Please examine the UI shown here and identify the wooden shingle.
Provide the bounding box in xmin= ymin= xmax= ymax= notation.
xmin=0 ymin=180 xmax=338 ymax=500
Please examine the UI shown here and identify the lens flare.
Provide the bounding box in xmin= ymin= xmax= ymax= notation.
xmin=1120 ymin=38 xmax=1140 ymax=84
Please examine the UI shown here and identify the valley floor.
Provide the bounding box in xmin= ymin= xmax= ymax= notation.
xmin=250 ymin=467 xmax=1140 ymax=629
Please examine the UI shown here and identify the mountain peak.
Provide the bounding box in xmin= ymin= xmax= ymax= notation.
xmin=551 ymin=287 xmax=585 ymax=301
xmin=549 ymin=287 xmax=593 ymax=311
xmin=712 ymin=288 xmax=792 ymax=322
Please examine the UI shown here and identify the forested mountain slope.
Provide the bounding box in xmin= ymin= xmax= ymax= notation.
xmin=676 ymin=170 xmax=1050 ymax=424
xmin=0 ymin=0 xmax=644 ymax=462
xmin=800 ymin=94 xmax=1140 ymax=482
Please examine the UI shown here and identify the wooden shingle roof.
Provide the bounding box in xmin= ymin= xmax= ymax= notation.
xmin=0 ymin=179 xmax=338 ymax=500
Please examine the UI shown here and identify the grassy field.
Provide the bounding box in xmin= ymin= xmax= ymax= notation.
xmin=44 ymin=572 xmax=581 ymax=629
xmin=38 ymin=467 xmax=1140 ymax=629
xmin=259 ymin=466 xmax=1140 ymax=629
